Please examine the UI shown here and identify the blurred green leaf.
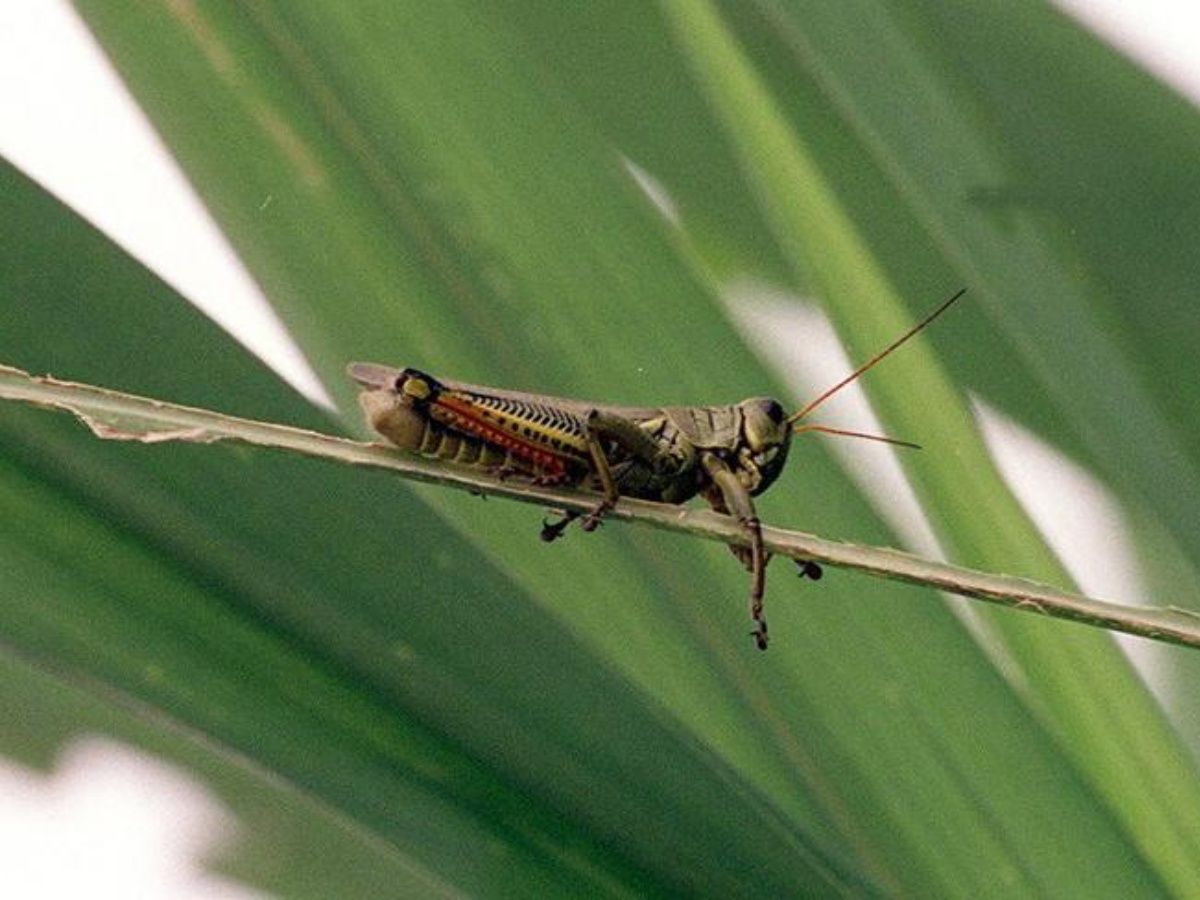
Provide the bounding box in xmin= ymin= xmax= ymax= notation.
xmin=0 ymin=651 xmax=452 ymax=900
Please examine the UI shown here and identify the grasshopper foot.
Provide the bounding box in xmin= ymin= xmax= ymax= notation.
xmin=795 ymin=560 xmax=824 ymax=580
xmin=750 ymin=623 xmax=769 ymax=651
xmin=580 ymin=499 xmax=614 ymax=532
xmin=540 ymin=511 xmax=577 ymax=542
xmin=543 ymin=498 xmax=612 ymax=540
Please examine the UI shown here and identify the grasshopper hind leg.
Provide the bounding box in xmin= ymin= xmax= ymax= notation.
xmin=541 ymin=410 xmax=661 ymax=543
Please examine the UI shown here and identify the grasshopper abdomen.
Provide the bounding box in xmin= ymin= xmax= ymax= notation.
xmin=355 ymin=366 xmax=591 ymax=483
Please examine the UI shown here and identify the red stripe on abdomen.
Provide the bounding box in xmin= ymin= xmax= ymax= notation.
xmin=433 ymin=395 xmax=571 ymax=476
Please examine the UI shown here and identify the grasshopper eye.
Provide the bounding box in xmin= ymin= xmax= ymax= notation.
xmin=740 ymin=397 xmax=790 ymax=453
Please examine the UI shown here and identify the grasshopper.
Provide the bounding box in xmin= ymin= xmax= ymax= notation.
xmin=350 ymin=289 xmax=963 ymax=650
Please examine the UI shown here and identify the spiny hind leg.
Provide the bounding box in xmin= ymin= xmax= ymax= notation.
xmin=579 ymin=415 xmax=619 ymax=532
xmin=542 ymin=410 xmax=669 ymax=541
xmin=579 ymin=410 xmax=677 ymax=532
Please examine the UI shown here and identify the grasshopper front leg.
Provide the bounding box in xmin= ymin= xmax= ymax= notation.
xmin=541 ymin=409 xmax=671 ymax=541
xmin=700 ymin=453 xmax=769 ymax=650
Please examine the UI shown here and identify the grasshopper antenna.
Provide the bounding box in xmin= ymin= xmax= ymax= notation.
xmin=786 ymin=288 xmax=966 ymax=445
xmin=792 ymin=424 xmax=921 ymax=450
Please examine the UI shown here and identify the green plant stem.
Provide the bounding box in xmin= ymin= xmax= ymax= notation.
xmin=4 ymin=362 xmax=1198 ymax=651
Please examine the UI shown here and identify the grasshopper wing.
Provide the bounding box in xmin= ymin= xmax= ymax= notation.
xmin=347 ymin=362 xmax=664 ymax=423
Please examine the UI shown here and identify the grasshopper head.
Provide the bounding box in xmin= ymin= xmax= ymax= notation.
xmin=736 ymin=397 xmax=792 ymax=496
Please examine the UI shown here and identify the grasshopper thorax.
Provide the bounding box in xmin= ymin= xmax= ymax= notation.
xmin=735 ymin=397 xmax=791 ymax=497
